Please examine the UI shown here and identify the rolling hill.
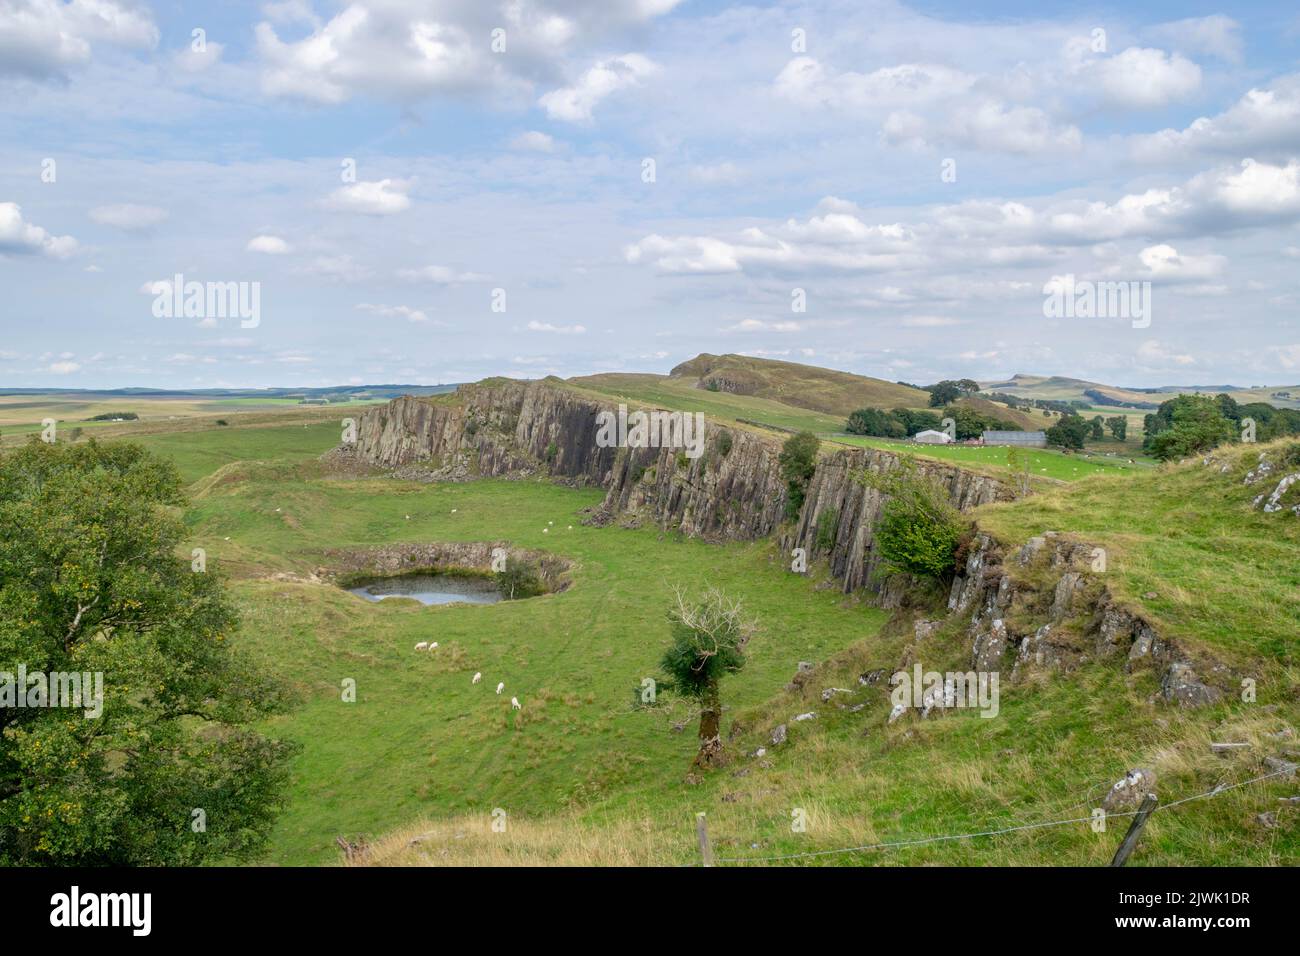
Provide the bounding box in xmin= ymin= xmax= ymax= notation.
xmin=665 ymin=352 xmax=931 ymax=415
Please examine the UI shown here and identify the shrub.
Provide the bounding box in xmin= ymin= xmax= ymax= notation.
xmin=814 ymin=506 xmax=839 ymax=550
xmin=495 ymin=557 xmax=544 ymax=600
xmin=717 ymin=431 xmax=733 ymax=457
xmin=779 ymin=431 xmax=820 ymax=520
xmin=544 ymin=440 xmax=558 ymax=463
xmin=855 ymin=458 xmax=966 ymax=580
xmin=1145 ymin=395 xmax=1235 ymax=460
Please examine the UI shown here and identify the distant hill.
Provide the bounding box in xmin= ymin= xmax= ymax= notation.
xmin=952 ymin=395 xmax=1052 ymax=430
xmin=983 ymin=374 xmax=1300 ymax=411
xmin=0 ymin=384 xmax=458 ymax=400
xmin=666 ymin=353 xmax=931 ymax=416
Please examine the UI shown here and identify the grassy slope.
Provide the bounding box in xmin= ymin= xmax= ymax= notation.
xmin=180 ymin=454 xmax=887 ymax=864
xmin=976 ymin=441 xmax=1300 ymax=665
xmin=828 ymin=435 xmax=1151 ymax=481
xmin=663 ymin=352 xmax=931 ymax=415
xmin=561 ymin=374 xmax=845 ymax=433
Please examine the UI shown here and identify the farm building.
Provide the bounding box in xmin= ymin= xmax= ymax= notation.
xmin=983 ymin=430 xmax=1047 ymax=447
xmin=913 ymin=429 xmax=953 ymax=444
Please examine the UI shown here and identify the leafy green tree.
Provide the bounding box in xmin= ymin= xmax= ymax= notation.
xmin=495 ymin=557 xmax=543 ymax=599
xmin=1147 ymin=395 xmax=1235 ymax=460
xmin=1105 ymin=416 xmax=1127 ymax=441
xmin=0 ymin=439 xmax=295 ymax=865
xmin=846 ymin=408 xmax=904 ymax=438
xmin=779 ymin=431 xmax=820 ymax=520
xmin=855 ymin=458 xmax=967 ymax=580
xmin=657 ymin=588 xmax=756 ymax=769
xmin=892 ymin=408 xmax=942 ymax=435
xmin=1046 ymin=415 xmax=1089 ymax=450
xmin=1089 ymin=416 xmax=1105 ymax=440
xmin=926 ymin=381 xmax=962 ymax=407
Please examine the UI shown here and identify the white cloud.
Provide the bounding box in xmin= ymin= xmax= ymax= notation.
xmin=324 ymin=179 xmax=412 ymax=216
xmin=527 ymin=320 xmax=585 ymax=334
xmin=1090 ymin=47 xmax=1201 ymax=109
xmin=247 ymin=235 xmax=291 ymax=254
xmin=302 ymin=254 xmax=371 ymax=282
xmin=356 ymin=302 xmax=434 ymax=323
xmin=539 ymin=53 xmax=657 ymax=122
xmin=1136 ymin=340 xmax=1195 ymax=367
xmin=89 ymin=203 xmax=167 ymax=232
xmin=510 ymin=130 xmax=557 ymax=152
xmin=721 ymin=318 xmax=803 ymax=333
xmin=1133 ymin=75 xmax=1300 ymax=161
xmin=1133 ymin=243 xmax=1225 ymax=281
xmin=627 ymin=159 xmax=1300 ymax=281
xmin=775 ymin=58 xmax=975 ymax=112
xmin=397 ymin=264 xmax=487 ymax=283
xmin=0 ymin=0 xmax=158 ymax=80
xmin=47 ymin=360 xmax=81 ymax=374
xmin=1146 ymin=15 xmax=1242 ymax=63
xmin=173 ymin=40 xmax=224 ymax=73
xmin=0 ymin=203 xmax=77 ymax=258
xmin=689 ymin=162 xmax=741 ymax=184
xmin=255 ymin=2 xmax=677 ymax=106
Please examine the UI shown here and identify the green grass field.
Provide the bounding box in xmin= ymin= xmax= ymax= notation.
xmin=826 ymin=434 xmax=1152 ymax=481
xmin=182 ymin=450 xmax=887 ymax=864
xmin=562 ymin=375 xmax=846 ymax=433
xmin=109 ymin=412 xmax=1295 ymax=867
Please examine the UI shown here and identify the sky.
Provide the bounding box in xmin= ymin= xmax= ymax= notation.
xmin=1 ymin=0 xmax=1298 ymax=390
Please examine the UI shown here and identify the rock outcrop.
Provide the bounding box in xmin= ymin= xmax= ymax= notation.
xmin=780 ymin=447 xmax=1010 ymax=599
xmin=942 ymin=532 xmax=1231 ymax=707
xmin=347 ymin=381 xmax=619 ymax=485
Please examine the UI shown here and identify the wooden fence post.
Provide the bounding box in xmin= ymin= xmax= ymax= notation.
xmin=1109 ymin=793 xmax=1158 ymax=867
xmin=696 ymin=812 xmax=714 ymax=867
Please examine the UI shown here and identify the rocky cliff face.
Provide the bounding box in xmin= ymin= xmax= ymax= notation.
xmin=348 ymin=382 xmax=1007 ymax=556
xmin=349 ymin=381 xmax=619 ymax=485
xmin=780 ymin=447 xmax=1010 ymax=599
xmin=940 ymin=532 xmax=1232 ymax=706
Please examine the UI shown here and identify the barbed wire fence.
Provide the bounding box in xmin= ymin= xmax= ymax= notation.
xmin=682 ymin=766 xmax=1294 ymax=866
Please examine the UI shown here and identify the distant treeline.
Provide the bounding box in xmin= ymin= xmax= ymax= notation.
xmin=985 ymin=392 xmax=1088 ymax=416
xmin=1082 ymin=388 xmax=1158 ymax=409
xmin=1142 ymin=393 xmax=1300 ymax=459
xmin=846 ymin=404 xmax=1023 ymax=440
xmin=86 ymin=412 xmax=138 ymax=421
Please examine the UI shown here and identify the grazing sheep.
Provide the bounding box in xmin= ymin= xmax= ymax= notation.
xmin=542 ymin=528 xmax=548 ymax=533
xmin=511 ymin=697 xmax=521 ymax=710
xmin=473 ymin=672 xmax=482 ymax=684
xmin=496 ymin=682 xmax=504 ymax=694
xmin=429 ymin=642 xmax=438 ymax=650
xmin=415 ymin=642 xmax=429 ymax=651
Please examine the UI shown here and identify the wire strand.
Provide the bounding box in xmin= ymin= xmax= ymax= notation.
xmin=699 ymin=766 xmax=1293 ymax=865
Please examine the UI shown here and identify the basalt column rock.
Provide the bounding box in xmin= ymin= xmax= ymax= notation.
xmin=781 ymin=448 xmax=1010 ymax=598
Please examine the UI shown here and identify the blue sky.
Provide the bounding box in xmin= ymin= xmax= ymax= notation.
xmin=1 ymin=0 xmax=1298 ymax=389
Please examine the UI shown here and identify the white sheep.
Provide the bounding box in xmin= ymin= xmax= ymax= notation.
xmin=496 ymin=682 xmax=504 ymax=695
xmin=415 ymin=642 xmax=429 ymax=651
xmin=473 ymin=672 xmax=482 ymax=684
xmin=429 ymin=642 xmax=438 ymax=650
xmin=511 ymin=697 xmax=521 ymax=710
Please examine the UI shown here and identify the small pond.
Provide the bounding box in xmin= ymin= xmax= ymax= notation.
xmin=347 ymin=574 xmax=503 ymax=606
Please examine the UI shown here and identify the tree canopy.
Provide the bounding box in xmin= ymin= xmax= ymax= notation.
xmin=0 ymin=439 xmax=295 ymax=865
